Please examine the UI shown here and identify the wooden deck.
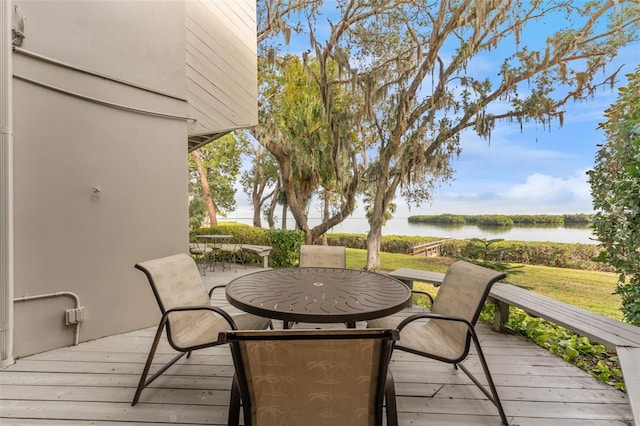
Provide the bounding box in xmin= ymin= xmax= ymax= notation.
xmin=0 ymin=265 xmax=633 ymax=425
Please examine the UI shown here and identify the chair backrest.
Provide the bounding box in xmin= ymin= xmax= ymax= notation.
xmin=429 ymin=261 xmax=506 ymax=359
xmin=135 ymin=253 xmax=211 ymax=343
xmin=221 ymin=328 xmax=398 ymax=426
xmin=299 ymin=245 xmax=346 ymax=268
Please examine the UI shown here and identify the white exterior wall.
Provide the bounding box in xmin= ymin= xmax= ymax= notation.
xmin=11 ymin=1 xmax=187 ymax=358
xmin=8 ymin=0 xmax=257 ymax=359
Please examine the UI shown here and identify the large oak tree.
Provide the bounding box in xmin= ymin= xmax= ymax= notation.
xmin=258 ymin=0 xmax=640 ymax=270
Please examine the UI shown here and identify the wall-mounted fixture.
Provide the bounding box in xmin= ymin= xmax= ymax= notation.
xmin=12 ymin=5 xmax=25 ymax=47
xmin=92 ymin=186 xmax=102 ymax=199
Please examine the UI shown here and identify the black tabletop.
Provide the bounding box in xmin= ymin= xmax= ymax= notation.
xmin=225 ymin=267 xmax=411 ymax=324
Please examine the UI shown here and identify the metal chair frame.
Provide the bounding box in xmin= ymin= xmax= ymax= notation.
xmin=371 ymin=260 xmax=509 ymax=425
xmin=132 ymin=254 xmax=271 ymax=406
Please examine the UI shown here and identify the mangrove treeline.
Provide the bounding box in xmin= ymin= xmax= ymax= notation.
xmin=407 ymin=214 xmax=593 ymax=227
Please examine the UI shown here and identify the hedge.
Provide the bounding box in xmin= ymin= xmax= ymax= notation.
xmin=440 ymin=239 xmax=610 ymax=272
xmin=191 ymin=225 xmax=608 ymax=272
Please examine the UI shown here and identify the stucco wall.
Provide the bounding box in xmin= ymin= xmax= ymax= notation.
xmin=14 ymin=0 xmax=186 ymax=97
xmin=12 ymin=1 xmax=189 ymax=357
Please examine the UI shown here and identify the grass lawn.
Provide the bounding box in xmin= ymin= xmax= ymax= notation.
xmin=346 ymin=248 xmax=623 ymax=320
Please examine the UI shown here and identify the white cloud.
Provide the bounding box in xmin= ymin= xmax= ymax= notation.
xmin=503 ymin=170 xmax=591 ymax=201
xmin=421 ymin=169 xmax=594 ymax=215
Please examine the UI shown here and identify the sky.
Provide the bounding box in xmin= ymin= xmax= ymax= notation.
xmin=233 ymin=4 xmax=640 ymax=221
xmin=423 ymin=44 xmax=637 ymax=217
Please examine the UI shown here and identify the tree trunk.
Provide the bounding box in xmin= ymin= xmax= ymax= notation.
xmin=281 ymin=202 xmax=287 ymax=229
xmin=366 ymin=187 xmax=386 ymax=270
xmin=251 ymin=181 xmax=262 ymax=227
xmin=252 ymin=202 xmax=262 ymax=228
xmin=321 ymin=191 xmax=330 ymax=245
xmin=262 ymin=135 xmax=358 ymax=244
xmin=265 ymin=184 xmax=279 ymax=229
xmin=366 ymin=226 xmax=382 ymax=271
xmin=365 ymin=165 xmax=399 ymax=270
xmin=192 ymin=150 xmax=217 ymax=227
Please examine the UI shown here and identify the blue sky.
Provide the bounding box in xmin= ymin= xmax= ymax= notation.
xmin=235 ymin=4 xmax=639 ymax=220
xmin=427 ymin=44 xmax=637 ymax=217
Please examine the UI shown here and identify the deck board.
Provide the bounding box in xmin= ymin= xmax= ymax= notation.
xmin=1 ymin=265 xmax=633 ymax=425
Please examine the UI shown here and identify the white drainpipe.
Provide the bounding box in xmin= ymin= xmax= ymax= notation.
xmin=1 ymin=0 xmax=15 ymax=368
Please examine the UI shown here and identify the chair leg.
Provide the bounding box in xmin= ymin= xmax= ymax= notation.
xmin=228 ymin=375 xmax=241 ymax=426
xmin=459 ymin=328 xmax=509 ymax=425
xmin=132 ymin=321 xmax=187 ymax=406
xmin=132 ymin=321 xmax=165 ymax=406
xmin=384 ymin=370 xmax=398 ymax=426
xmin=236 ymin=249 xmax=247 ymax=269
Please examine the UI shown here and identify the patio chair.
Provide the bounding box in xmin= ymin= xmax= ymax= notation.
xmin=220 ymin=328 xmax=399 ymax=426
xmin=219 ymin=242 xmax=245 ymax=272
xmin=189 ymin=242 xmax=212 ymax=274
xmin=132 ymin=253 xmax=272 ymax=406
xmin=367 ymin=260 xmax=509 ymax=425
xmin=299 ymin=244 xmax=346 ymax=268
xmin=295 ymin=244 xmax=347 ymax=328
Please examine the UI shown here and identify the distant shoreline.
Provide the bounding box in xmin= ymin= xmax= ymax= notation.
xmin=220 ymin=217 xmax=597 ymax=245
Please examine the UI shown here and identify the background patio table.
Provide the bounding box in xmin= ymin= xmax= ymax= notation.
xmin=195 ymin=234 xmax=233 ymax=272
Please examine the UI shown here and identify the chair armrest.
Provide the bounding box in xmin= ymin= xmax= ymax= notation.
xmin=396 ymin=312 xmax=473 ymax=332
xmin=410 ymin=289 xmax=434 ymax=305
xmin=163 ymin=305 xmax=238 ymax=330
xmin=208 ymin=285 xmax=227 ymax=298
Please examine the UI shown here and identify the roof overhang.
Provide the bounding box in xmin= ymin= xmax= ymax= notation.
xmin=187 ymin=125 xmax=254 ymax=152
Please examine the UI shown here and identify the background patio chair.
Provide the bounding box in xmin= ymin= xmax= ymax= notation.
xmin=132 ymin=253 xmax=271 ymax=406
xmin=219 ymin=242 xmax=245 ymax=272
xmin=298 ymin=244 xmax=346 ymax=268
xmin=294 ymin=244 xmax=347 ymax=328
xmin=368 ymin=260 xmax=509 ymax=425
xmin=189 ymin=242 xmax=212 ymax=274
xmin=220 ymin=328 xmax=399 ymax=426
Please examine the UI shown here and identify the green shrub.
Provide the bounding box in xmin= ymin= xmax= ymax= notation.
xmin=480 ymin=305 xmax=624 ymax=391
xmin=588 ymin=67 xmax=640 ymax=325
xmin=457 ymin=238 xmax=524 ymax=275
xmin=191 ymin=224 xmax=304 ymax=268
xmin=266 ymin=229 xmax=305 ymax=268
xmin=441 ymin=239 xmax=609 ymax=271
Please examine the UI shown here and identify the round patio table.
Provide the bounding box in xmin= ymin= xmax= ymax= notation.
xmin=225 ymin=267 xmax=411 ymax=327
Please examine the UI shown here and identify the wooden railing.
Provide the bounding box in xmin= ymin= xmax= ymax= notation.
xmin=411 ymin=239 xmax=448 ymax=257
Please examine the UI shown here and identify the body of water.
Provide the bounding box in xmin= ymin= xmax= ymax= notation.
xmin=222 ymin=216 xmax=597 ymax=244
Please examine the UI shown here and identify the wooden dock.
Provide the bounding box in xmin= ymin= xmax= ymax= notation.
xmin=0 ymin=265 xmax=633 ymax=425
xmin=411 ymin=239 xmax=448 ymax=257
